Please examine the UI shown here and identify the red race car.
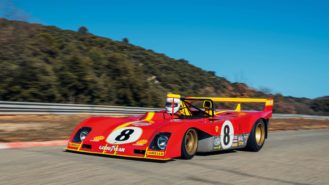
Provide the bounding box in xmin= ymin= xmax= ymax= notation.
xmin=66 ymin=94 xmax=273 ymax=160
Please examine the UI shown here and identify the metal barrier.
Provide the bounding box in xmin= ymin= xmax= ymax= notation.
xmin=272 ymin=114 xmax=329 ymax=120
xmin=0 ymin=101 xmax=328 ymax=120
xmin=0 ymin=101 xmax=161 ymax=115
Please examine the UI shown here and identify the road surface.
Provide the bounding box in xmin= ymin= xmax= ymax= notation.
xmin=1 ymin=129 xmax=328 ymax=185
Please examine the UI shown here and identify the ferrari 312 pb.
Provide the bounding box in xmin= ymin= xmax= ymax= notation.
xmin=66 ymin=94 xmax=273 ymax=160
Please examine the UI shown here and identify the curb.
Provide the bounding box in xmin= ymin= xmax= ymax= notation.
xmin=0 ymin=140 xmax=68 ymax=149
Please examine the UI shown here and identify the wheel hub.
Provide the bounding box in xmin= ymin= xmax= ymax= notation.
xmin=185 ymin=130 xmax=197 ymax=155
xmin=255 ymin=122 xmax=265 ymax=146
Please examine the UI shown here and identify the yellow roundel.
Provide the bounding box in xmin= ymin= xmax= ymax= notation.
xmin=135 ymin=139 xmax=148 ymax=145
xmin=92 ymin=136 xmax=105 ymax=142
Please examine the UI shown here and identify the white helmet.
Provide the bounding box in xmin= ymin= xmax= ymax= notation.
xmin=165 ymin=98 xmax=181 ymax=114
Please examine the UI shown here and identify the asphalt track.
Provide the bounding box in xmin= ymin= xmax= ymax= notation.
xmin=0 ymin=129 xmax=328 ymax=185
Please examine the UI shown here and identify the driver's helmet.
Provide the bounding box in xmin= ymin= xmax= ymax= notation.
xmin=165 ymin=98 xmax=181 ymax=114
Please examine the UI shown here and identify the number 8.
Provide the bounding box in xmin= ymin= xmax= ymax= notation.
xmin=115 ymin=129 xmax=134 ymax=141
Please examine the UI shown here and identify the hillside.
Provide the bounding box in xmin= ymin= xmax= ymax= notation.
xmin=0 ymin=18 xmax=327 ymax=115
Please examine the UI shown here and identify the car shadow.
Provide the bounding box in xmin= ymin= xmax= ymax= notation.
xmin=196 ymin=149 xmax=237 ymax=156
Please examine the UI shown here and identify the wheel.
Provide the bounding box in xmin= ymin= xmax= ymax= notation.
xmin=246 ymin=119 xmax=266 ymax=152
xmin=181 ymin=129 xmax=198 ymax=159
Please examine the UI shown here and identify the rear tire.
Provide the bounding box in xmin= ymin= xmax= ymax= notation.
xmin=181 ymin=129 xmax=198 ymax=159
xmin=246 ymin=119 xmax=266 ymax=152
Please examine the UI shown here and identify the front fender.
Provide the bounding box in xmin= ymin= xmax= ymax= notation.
xmin=159 ymin=123 xmax=196 ymax=159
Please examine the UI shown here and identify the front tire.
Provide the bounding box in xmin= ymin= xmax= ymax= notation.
xmin=246 ymin=119 xmax=266 ymax=152
xmin=181 ymin=129 xmax=198 ymax=159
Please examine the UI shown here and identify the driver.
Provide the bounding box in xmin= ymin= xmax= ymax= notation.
xmin=165 ymin=98 xmax=181 ymax=115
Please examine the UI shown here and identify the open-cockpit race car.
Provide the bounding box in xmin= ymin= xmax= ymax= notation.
xmin=66 ymin=94 xmax=273 ymax=160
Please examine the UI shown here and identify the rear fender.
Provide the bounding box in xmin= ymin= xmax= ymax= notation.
xmin=246 ymin=117 xmax=269 ymax=139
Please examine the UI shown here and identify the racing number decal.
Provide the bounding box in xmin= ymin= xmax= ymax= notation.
xmin=115 ymin=129 xmax=134 ymax=141
xmin=220 ymin=120 xmax=234 ymax=149
xmin=223 ymin=125 xmax=230 ymax=145
xmin=106 ymin=127 xmax=142 ymax=144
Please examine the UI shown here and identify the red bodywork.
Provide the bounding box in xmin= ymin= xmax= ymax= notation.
xmin=66 ymin=96 xmax=273 ymax=160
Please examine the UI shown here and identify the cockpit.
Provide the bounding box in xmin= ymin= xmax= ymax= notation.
xmin=165 ymin=97 xmax=214 ymax=118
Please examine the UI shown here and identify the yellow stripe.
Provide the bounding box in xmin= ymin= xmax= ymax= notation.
xmin=144 ymin=147 xmax=149 ymax=158
xmin=215 ymin=111 xmax=227 ymax=115
xmin=112 ymin=112 xmax=155 ymax=131
xmin=112 ymin=121 xmax=135 ymax=131
xmin=65 ymin=148 xmax=171 ymax=161
xmin=77 ymin=141 xmax=83 ymax=151
xmin=144 ymin=112 xmax=155 ymax=121
xmin=114 ymin=145 xmax=119 ymax=155
xmin=102 ymin=144 xmax=108 ymax=154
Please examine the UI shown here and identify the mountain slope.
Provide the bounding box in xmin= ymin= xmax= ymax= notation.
xmin=0 ymin=18 xmax=327 ymax=115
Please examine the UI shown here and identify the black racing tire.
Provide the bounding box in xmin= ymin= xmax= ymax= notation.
xmin=246 ymin=119 xmax=266 ymax=152
xmin=181 ymin=129 xmax=198 ymax=159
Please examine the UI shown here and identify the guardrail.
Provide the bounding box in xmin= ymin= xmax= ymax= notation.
xmin=0 ymin=101 xmax=161 ymax=116
xmin=0 ymin=101 xmax=329 ymax=120
xmin=272 ymin=114 xmax=329 ymax=120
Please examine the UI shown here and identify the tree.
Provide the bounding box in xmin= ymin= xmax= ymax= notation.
xmin=122 ymin=37 xmax=129 ymax=44
xmin=78 ymin=26 xmax=88 ymax=34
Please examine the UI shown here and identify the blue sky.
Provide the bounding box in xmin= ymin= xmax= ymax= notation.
xmin=2 ymin=0 xmax=329 ymax=98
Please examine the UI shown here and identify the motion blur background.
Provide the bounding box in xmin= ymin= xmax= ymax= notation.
xmin=1 ymin=0 xmax=329 ymax=98
xmin=0 ymin=0 xmax=328 ymax=115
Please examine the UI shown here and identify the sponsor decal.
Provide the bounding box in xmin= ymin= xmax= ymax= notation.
xmin=214 ymin=136 xmax=220 ymax=146
xmin=238 ymin=135 xmax=245 ymax=146
xmin=232 ymin=142 xmax=239 ymax=147
xmin=215 ymin=126 xmax=219 ymax=133
xmin=68 ymin=142 xmax=80 ymax=148
xmin=232 ymin=135 xmax=239 ymax=147
xmin=243 ymin=134 xmax=249 ymax=141
xmin=146 ymin=151 xmax=165 ymax=156
xmin=91 ymin=136 xmax=105 ymax=142
xmin=133 ymin=139 xmax=148 ymax=146
xmin=99 ymin=145 xmax=125 ymax=153
xmin=214 ymin=145 xmax=221 ymax=150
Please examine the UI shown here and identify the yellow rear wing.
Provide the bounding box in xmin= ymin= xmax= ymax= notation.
xmin=167 ymin=93 xmax=274 ymax=112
